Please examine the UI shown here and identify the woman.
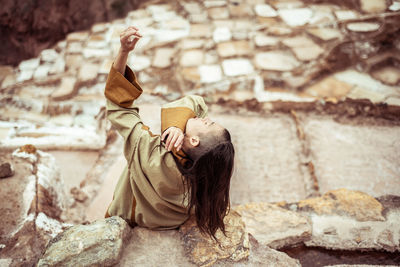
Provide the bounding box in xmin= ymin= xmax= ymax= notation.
xmin=104 ymin=26 xmax=235 ymax=240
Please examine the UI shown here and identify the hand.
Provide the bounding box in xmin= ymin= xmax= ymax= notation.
xmin=120 ymin=26 xmax=142 ymax=53
xmin=161 ymin=127 xmax=184 ymax=152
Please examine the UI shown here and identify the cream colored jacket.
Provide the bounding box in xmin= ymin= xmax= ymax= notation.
xmin=104 ymin=65 xmax=208 ymax=229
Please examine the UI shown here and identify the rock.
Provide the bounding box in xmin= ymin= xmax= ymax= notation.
xmin=325 ymin=265 xmax=400 ymax=267
xmin=234 ymin=202 xmax=311 ymax=249
xmin=230 ymin=90 xmax=255 ymax=102
xmin=309 ymin=7 xmax=335 ymax=25
xmin=389 ymin=1 xmax=400 ymax=11
xmin=128 ymin=9 xmax=150 ymax=19
xmin=1 ymin=73 xmax=16 ymax=88
xmin=198 ymin=64 xmax=223 ymax=83
xmin=16 ymin=70 xmax=33 ymax=82
xmin=180 ymin=49 xmax=204 ymax=67
xmin=217 ymin=40 xmax=251 ymax=57
xmin=40 ymin=49 xmax=59 ymax=63
xmin=347 ymin=22 xmax=381 ymax=32
xmin=303 ymin=208 xmax=400 ymax=252
xmin=37 ymin=216 xmax=131 ymax=267
xmin=86 ymin=34 xmax=108 ymax=48
xmin=282 ymin=36 xmax=324 ymax=61
xmin=208 ymin=7 xmax=230 ymax=19
xmin=204 ymin=51 xmax=219 ymax=64
xmin=229 ymin=2 xmax=254 ymax=17
xmin=0 ymin=149 xmax=70 ymax=265
xmin=268 ymin=25 xmax=293 ymax=35
xmin=360 ymin=0 xmax=388 ymax=13
xmin=128 ymin=55 xmax=151 ymax=72
xmin=91 ymin=22 xmax=109 ymax=33
xmin=0 ymin=162 xmax=14 ymax=178
xmin=385 ymin=96 xmax=400 ymax=106
xmin=203 ymin=80 xmax=232 ymax=94
xmin=271 ymin=0 xmax=304 ymax=9
xmin=0 ymin=259 xmax=12 ymax=266
xmin=65 ymin=54 xmax=84 ymax=73
xmin=254 ymin=4 xmax=278 ymax=17
xmin=305 ymin=76 xmax=353 ymax=99
xmin=48 ymin=115 xmax=74 ymax=127
xmin=222 ymin=58 xmax=254 ymax=76
xmin=147 ymin=4 xmax=175 ymax=22
xmin=150 ymin=27 xmax=190 ymax=47
xmin=301 ymin=111 xmax=400 ymax=198
xmin=18 ymin=144 xmax=37 ymax=154
xmin=127 ymin=18 xmax=153 ymax=29
xmin=204 ymin=1 xmax=226 ymax=8
xmin=118 ymin=227 xmax=193 ymax=266
xmin=307 ymin=28 xmax=342 ymax=41
xmin=254 ymin=34 xmax=279 ymax=47
xmin=278 ymin=8 xmax=313 ymax=26
xmin=335 ymin=69 xmax=399 ymax=98
xmin=33 ymin=65 xmax=51 ymax=79
xmin=179 ymin=211 xmax=249 ymax=266
xmin=371 ymin=66 xmax=400 ymax=86
xmin=67 ymin=42 xmax=83 ymax=54
xmin=254 ymin=51 xmax=300 ymax=71
xmin=51 ymin=77 xmax=77 ymax=101
xmin=83 ymin=48 xmax=111 ymax=58
xmin=181 ymin=67 xmax=201 ymax=83
xmin=99 ymin=59 xmax=114 ymax=74
xmin=231 ymin=20 xmax=253 ymax=40
xmin=70 ymin=186 xmax=89 ymax=202
xmin=190 ymin=24 xmax=212 ymax=38
xmin=183 ymin=2 xmax=203 ymax=14
xmin=213 ymin=27 xmax=232 ymax=43
xmin=189 ymin=10 xmax=208 ymax=23
xmin=49 ymin=56 xmax=66 ymax=75
xmin=78 ymin=62 xmax=99 ymax=83
xmin=213 ymin=19 xmax=234 ymax=28
xmin=152 ymin=48 xmax=176 ymax=68
xmin=246 ymin=236 xmax=301 ymax=266
xmin=334 ymin=10 xmax=359 ymax=20
xmin=67 ymin=31 xmax=89 ymax=42
xmin=298 ymin=189 xmax=385 ymax=222
xmin=0 ymin=65 xmax=14 ymax=83
xmin=181 ymin=39 xmax=205 ymax=50
xmin=18 ymin=58 xmax=40 ymax=71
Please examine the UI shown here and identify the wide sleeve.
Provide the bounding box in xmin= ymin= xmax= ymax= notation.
xmin=104 ymin=64 xmax=150 ymax=162
xmin=161 ymin=95 xmax=208 ymax=133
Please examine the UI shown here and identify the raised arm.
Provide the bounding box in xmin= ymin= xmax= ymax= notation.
xmin=113 ymin=26 xmax=142 ymax=75
xmin=104 ymin=26 xmax=147 ymax=162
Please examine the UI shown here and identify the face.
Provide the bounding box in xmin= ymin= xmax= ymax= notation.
xmin=185 ymin=117 xmax=224 ymax=137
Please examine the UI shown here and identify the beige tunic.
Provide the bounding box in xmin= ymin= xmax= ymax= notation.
xmin=104 ymin=64 xmax=208 ymax=230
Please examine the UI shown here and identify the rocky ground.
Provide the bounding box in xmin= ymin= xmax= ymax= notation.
xmin=0 ymin=0 xmax=400 ymax=266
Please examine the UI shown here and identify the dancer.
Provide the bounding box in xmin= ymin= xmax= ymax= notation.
xmin=104 ymin=26 xmax=235 ymax=239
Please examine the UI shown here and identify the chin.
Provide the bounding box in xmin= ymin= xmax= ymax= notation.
xmin=186 ymin=118 xmax=194 ymax=132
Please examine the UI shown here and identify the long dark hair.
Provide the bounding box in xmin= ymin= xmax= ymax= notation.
xmin=175 ymin=128 xmax=235 ymax=240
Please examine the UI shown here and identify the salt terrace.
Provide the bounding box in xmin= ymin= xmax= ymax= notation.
xmin=0 ymin=0 xmax=400 ymax=266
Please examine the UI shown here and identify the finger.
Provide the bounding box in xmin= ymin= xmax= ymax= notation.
xmin=175 ymin=134 xmax=184 ymax=148
xmin=161 ymin=128 xmax=171 ymax=141
xmin=168 ymin=133 xmax=179 ymax=151
xmin=129 ymin=36 xmax=140 ymax=46
xmin=128 ymin=26 xmax=139 ymax=31
xmin=127 ymin=33 xmax=142 ymax=44
xmin=165 ymin=132 xmax=174 ymax=150
xmin=177 ymin=143 xmax=182 ymax=152
xmin=120 ymin=29 xmax=137 ymax=41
